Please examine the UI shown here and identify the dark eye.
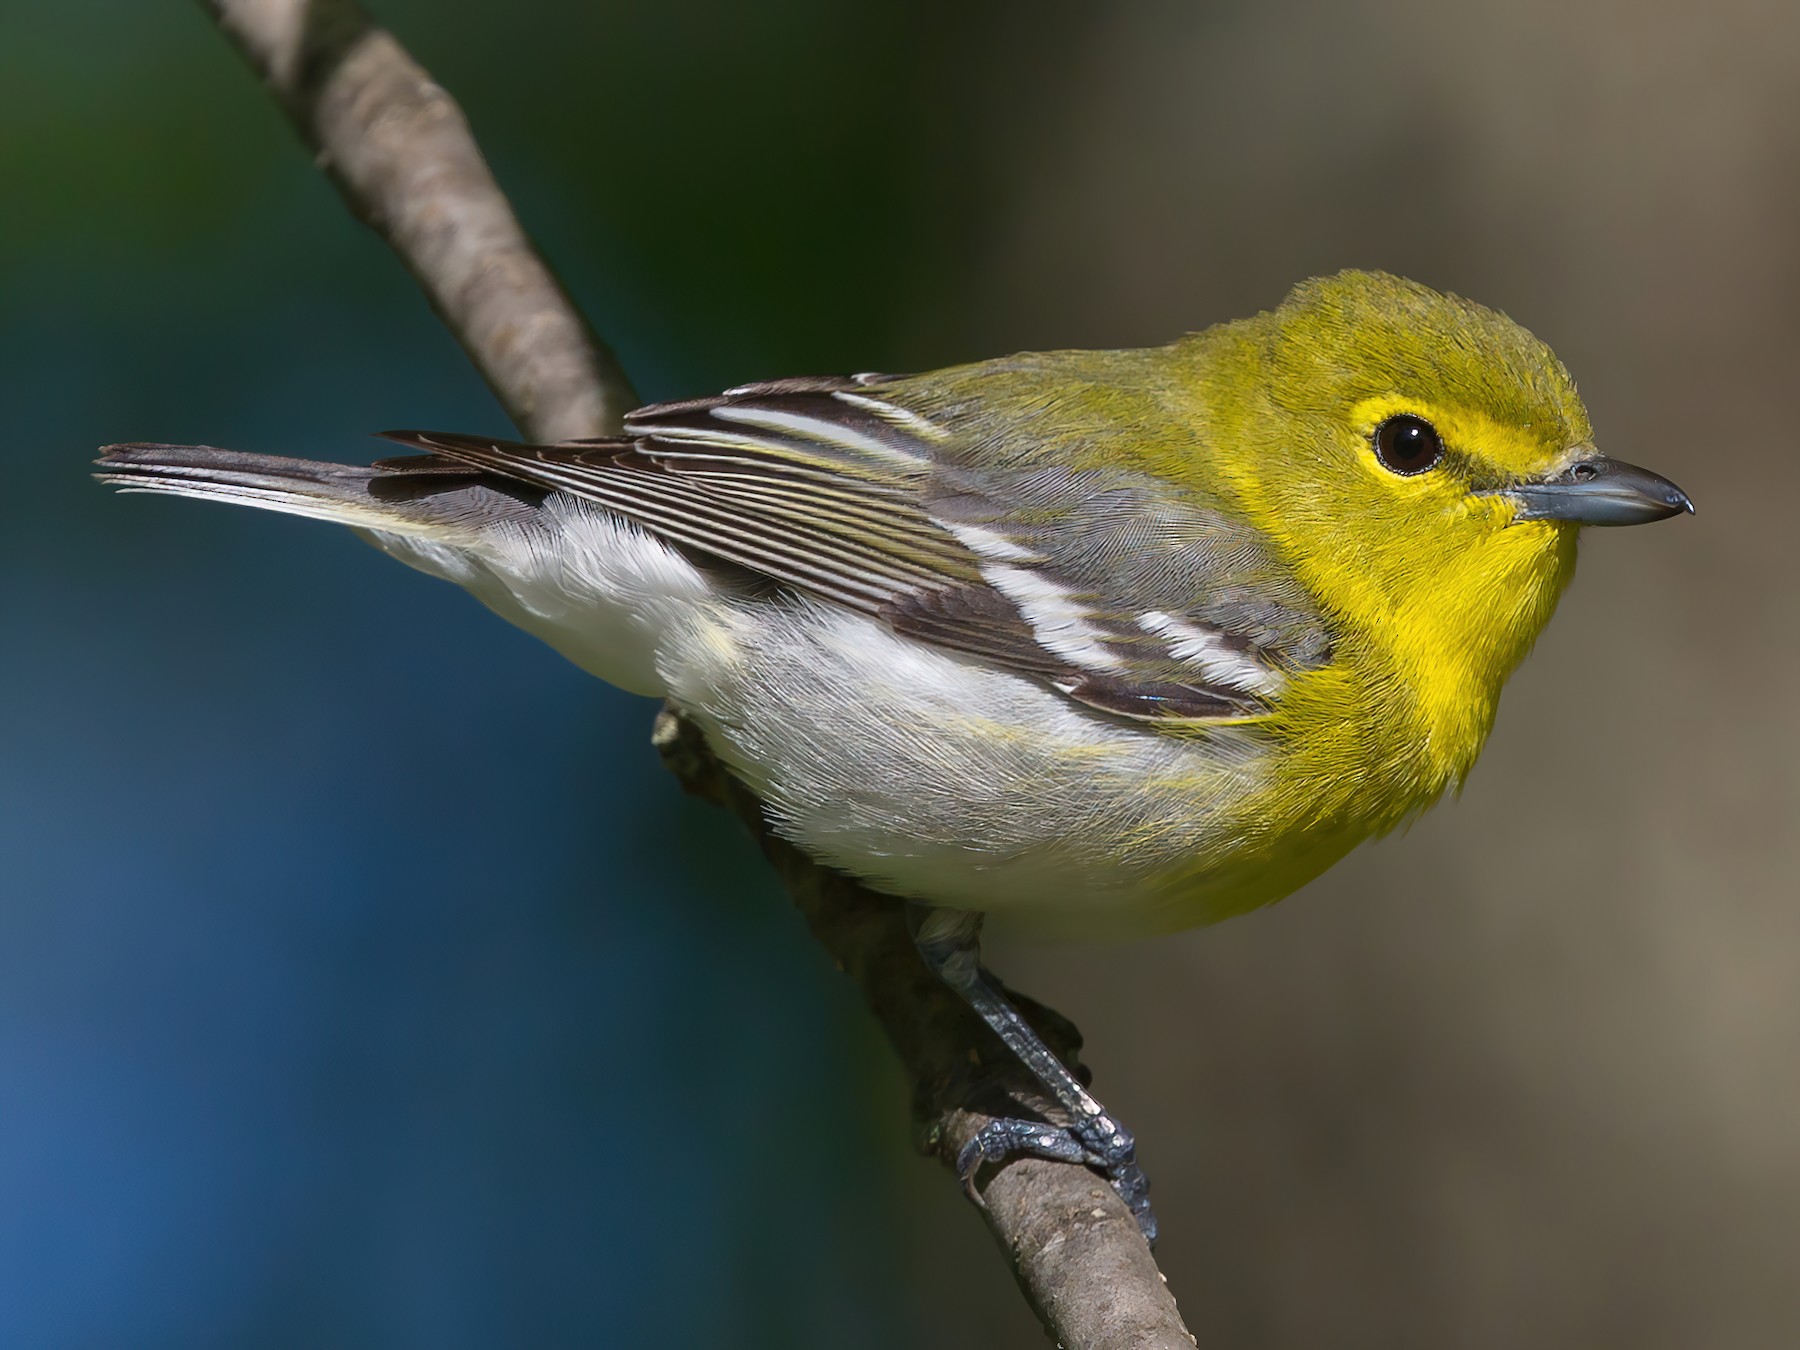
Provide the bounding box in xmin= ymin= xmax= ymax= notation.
xmin=1372 ymin=414 xmax=1444 ymax=475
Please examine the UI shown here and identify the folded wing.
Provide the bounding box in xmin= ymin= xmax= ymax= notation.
xmin=382 ymin=370 xmax=1332 ymax=720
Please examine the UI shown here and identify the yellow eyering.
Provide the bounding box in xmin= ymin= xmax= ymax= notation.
xmin=1348 ymin=394 xmax=1586 ymax=479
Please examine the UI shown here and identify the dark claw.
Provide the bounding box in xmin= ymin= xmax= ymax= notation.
xmin=908 ymin=905 xmax=1160 ymax=1244
xmin=956 ymin=1112 xmax=1158 ymax=1244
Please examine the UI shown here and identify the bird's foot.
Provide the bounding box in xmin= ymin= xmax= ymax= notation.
xmin=956 ymin=1109 xmax=1157 ymax=1244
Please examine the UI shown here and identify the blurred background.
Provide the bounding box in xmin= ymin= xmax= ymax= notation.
xmin=3 ymin=0 xmax=1796 ymax=1345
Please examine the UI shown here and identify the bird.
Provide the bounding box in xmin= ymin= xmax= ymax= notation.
xmin=95 ymin=269 xmax=1692 ymax=1241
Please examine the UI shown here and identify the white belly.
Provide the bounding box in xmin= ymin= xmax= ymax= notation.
xmin=369 ymin=497 xmax=1273 ymax=932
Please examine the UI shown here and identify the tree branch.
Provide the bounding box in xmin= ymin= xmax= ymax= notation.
xmin=200 ymin=0 xmax=636 ymax=441
xmin=653 ymin=714 xmax=1196 ymax=1348
xmin=198 ymin=1 xmax=1195 ymax=1343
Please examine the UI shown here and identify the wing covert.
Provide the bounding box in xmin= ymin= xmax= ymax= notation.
xmin=378 ymin=366 xmax=1332 ymax=721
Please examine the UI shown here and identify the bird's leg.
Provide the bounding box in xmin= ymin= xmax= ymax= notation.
xmin=909 ymin=903 xmax=1156 ymax=1243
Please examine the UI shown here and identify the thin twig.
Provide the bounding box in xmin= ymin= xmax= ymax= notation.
xmin=196 ymin=2 xmax=1195 ymax=1343
xmin=200 ymin=0 xmax=636 ymax=441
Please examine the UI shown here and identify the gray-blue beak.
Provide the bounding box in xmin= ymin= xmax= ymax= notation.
xmin=1506 ymin=455 xmax=1694 ymax=526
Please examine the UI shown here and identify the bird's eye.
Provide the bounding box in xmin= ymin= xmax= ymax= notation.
xmin=1372 ymin=414 xmax=1444 ymax=475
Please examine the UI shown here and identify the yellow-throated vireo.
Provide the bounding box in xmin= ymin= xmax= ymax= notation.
xmin=97 ymin=270 xmax=1693 ymax=1241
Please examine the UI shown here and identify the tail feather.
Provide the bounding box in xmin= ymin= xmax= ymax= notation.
xmin=94 ymin=443 xmax=540 ymax=538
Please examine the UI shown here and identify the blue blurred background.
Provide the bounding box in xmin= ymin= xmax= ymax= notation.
xmin=4 ymin=2 xmax=1798 ymax=1347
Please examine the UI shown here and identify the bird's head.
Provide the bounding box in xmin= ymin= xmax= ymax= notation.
xmin=1190 ymin=270 xmax=1691 ymax=750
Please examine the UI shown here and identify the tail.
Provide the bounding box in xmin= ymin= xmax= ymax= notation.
xmin=94 ymin=441 xmax=544 ymax=539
